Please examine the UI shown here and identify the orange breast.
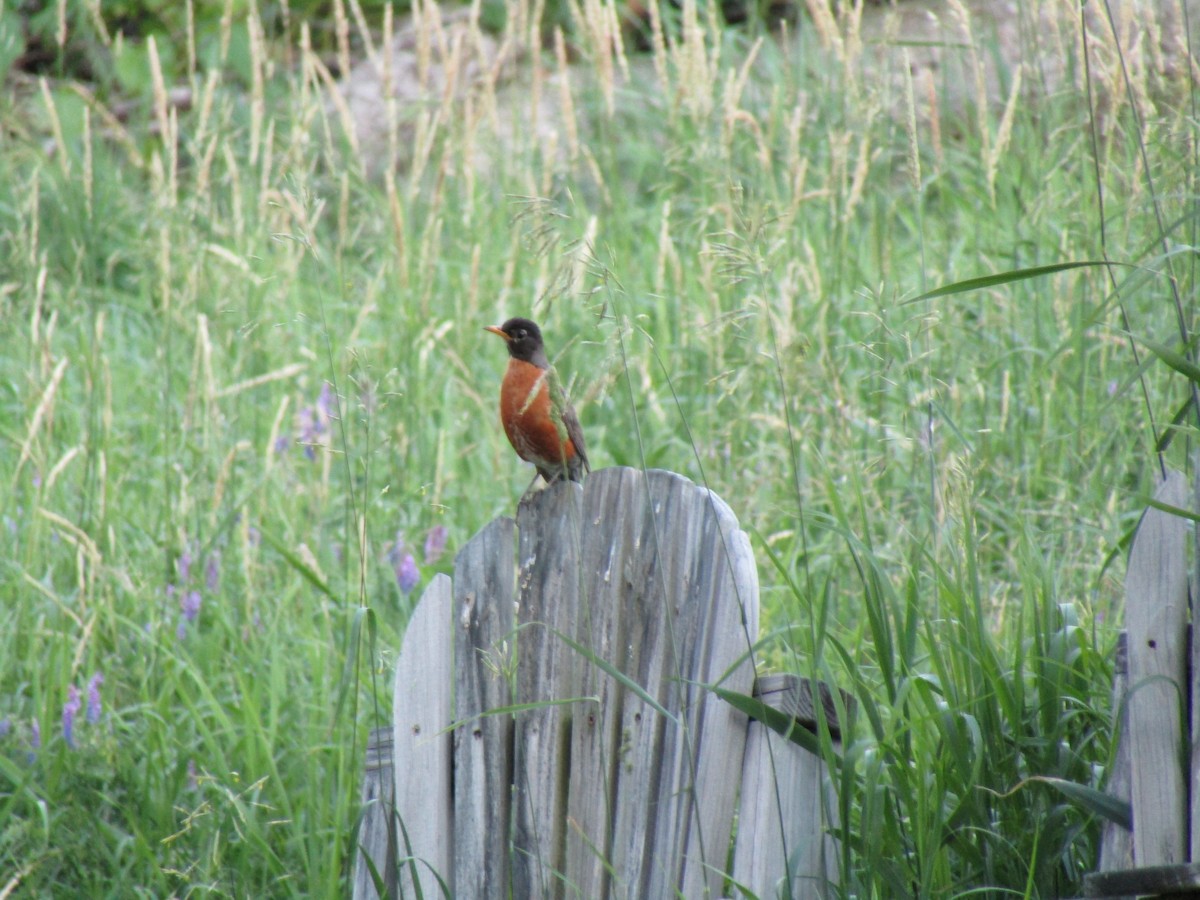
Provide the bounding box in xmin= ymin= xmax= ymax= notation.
xmin=499 ymin=359 xmax=577 ymax=466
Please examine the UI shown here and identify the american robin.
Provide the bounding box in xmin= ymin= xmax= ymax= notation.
xmin=485 ymin=317 xmax=590 ymax=484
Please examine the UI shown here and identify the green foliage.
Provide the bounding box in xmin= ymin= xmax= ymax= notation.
xmin=9 ymin=0 xmax=398 ymax=89
xmin=1 ymin=0 xmax=1197 ymax=895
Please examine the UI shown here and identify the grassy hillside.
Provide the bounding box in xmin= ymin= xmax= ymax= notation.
xmin=1 ymin=0 xmax=1196 ymax=895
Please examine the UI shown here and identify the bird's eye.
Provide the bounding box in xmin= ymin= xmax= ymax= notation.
xmin=516 ymin=329 xmax=526 ymax=339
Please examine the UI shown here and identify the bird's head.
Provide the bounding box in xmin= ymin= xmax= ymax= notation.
xmin=485 ymin=317 xmax=546 ymax=365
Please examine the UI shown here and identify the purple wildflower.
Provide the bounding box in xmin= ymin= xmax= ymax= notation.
xmin=316 ymin=382 xmax=336 ymax=420
xmin=295 ymin=383 xmax=338 ymax=460
xmin=248 ymin=525 xmax=261 ymax=547
xmin=274 ymin=435 xmax=290 ymax=454
xmin=396 ymin=553 xmax=419 ymax=594
xmin=181 ymin=589 xmax=202 ymax=622
xmin=32 ymin=471 xmax=42 ymax=488
xmin=0 ymin=717 xmax=11 ymax=739
xmin=387 ymin=531 xmax=420 ymax=593
xmin=62 ymin=685 xmax=82 ymax=749
xmin=423 ymin=525 xmax=448 ymax=565
xmin=178 ymin=588 xmax=202 ymax=639
xmin=187 ymin=758 xmax=198 ymax=791
xmin=386 ymin=532 xmax=405 ymax=569
xmin=28 ymin=716 xmax=40 ymax=762
xmin=205 ymin=552 xmax=220 ymax=592
xmin=86 ymin=673 xmax=104 ymax=724
xmin=177 ymin=550 xmax=193 ymax=584
xmin=298 ymin=406 xmax=320 ymax=460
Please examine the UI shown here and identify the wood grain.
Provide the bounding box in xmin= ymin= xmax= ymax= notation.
xmin=453 ymin=517 xmax=516 ymax=900
xmin=564 ymin=466 xmax=643 ymax=899
xmin=512 ymin=481 xmax=585 ymax=899
xmin=677 ymin=482 xmax=759 ymax=899
xmin=1125 ymin=469 xmax=1189 ymax=867
xmin=391 ymin=573 xmax=454 ymax=897
xmin=1097 ymin=632 xmax=1133 ymax=874
xmin=353 ymin=467 xmax=845 ymax=900
xmin=352 ymin=726 xmax=398 ymax=899
xmin=733 ymin=675 xmax=841 ymax=899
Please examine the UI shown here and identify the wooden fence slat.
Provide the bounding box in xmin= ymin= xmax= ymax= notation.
xmin=732 ymin=674 xmax=844 ymax=900
xmin=512 ymin=483 xmax=585 ymax=899
xmin=606 ymin=471 xmax=684 ymax=898
xmin=1125 ymin=469 xmax=1189 ymax=867
xmin=453 ymin=516 xmax=517 ymax=900
xmin=1097 ymin=633 xmax=1133 ymax=874
xmin=678 ymin=490 xmax=759 ymax=899
xmin=391 ymin=573 xmax=453 ymax=898
xmin=1193 ymin=457 xmax=1200 ymax=863
xmin=351 ymin=465 xmax=842 ymax=900
xmin=641 ymin=471 xmax=706 ymax=900
xmin=564 ymin=467 xmax=645 ymax=899
xmin=600 ymin=475 xmax=748 ymax=897
xmin=352 ymin=726 xmax=398 ymax=899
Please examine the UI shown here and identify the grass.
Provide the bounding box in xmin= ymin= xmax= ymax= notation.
xmin=1 ymin=0 xmax=1197 ymax=895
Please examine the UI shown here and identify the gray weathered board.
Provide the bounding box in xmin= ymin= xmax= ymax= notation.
xmin=352 ymin=725 xmax=398 ymax=898
xmin=733 ymin=673 xmax=843 ymax=897
xmin=353 ymin=466 xmax=846 ymax=899
xmin=1088 ymin=469 xmax=1196 ymax=898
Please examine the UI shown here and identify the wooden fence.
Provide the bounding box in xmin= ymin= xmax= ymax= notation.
xmin=352 ymin=467 xmax=850 ymax=899
xmin=1086 ymin=469 xmax=1200 ymax=898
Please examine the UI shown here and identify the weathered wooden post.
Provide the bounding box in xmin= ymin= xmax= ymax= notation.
xmin=353 ymin=467 xmax=850 ymax=899
xmin=1085 ymin=469 xmax=1200 ymax=898
xmin=454 ymin=517 xmax=514 ymax=898
xmin=733 ymin=674 xmax=846 ymax=897
xmin=352 ymin=726 xmax=397 ymax=899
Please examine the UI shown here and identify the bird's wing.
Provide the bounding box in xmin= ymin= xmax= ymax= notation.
xmin=549 ymin=367 xmax=590 ymax=472
xmin=564 ymin=401 xmax=589 ymax=472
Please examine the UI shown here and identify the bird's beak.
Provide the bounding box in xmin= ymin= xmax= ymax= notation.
xmin=484 ymin=325 xmax=511 ymax=341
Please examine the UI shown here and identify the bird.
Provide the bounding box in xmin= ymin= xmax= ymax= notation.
xmin=485 ymin=317 xmax=590 ymax=485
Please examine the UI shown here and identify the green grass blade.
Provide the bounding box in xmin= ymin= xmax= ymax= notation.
xmin=999 ymin=776 xmax=1132 ymax=830
xmin=707 ymin=685 xmax=839 ymax=766
xmin=1138 ymin=336 xmax=1200 ymax=385
xmin=551 ymin=628 xmax=676 ymax=722
xmin=257 ymin=527 xmax=341 ymax=602
xmin=905 ymin=261 xmax=1125 ymax=303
